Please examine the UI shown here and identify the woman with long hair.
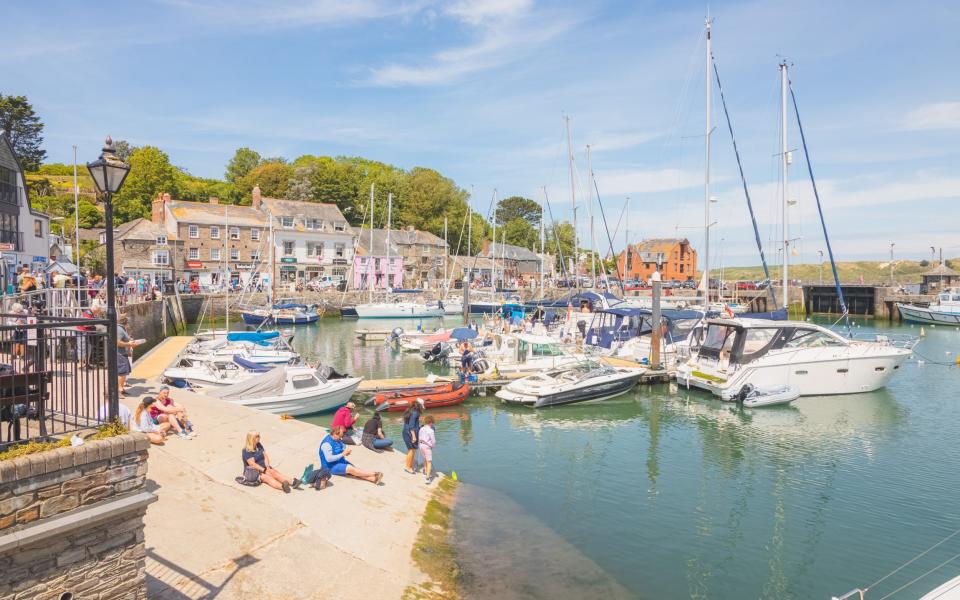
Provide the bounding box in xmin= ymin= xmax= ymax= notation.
xmin=401 ymin=398 xmax=425 ymax=474
xmin=242 ymin=430 xmax=301 ymax=493
xmin=132 ymin=397 xmax=166 ymax=445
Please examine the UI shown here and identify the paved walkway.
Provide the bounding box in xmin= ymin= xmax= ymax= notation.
xmin=128 ymin=339 xmax=434 ymax=599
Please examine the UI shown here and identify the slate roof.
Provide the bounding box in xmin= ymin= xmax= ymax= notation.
xmin=167 ymin=200 xmax=265 ymax=227
xmin=355 ymin=228 xmax=401 ymax=256
xmin=924 ymin=263 xmax=959 ymax=277
xmin=259 ymin=197 xmax=353 ymax=233
xmin=482 ymin=242 xmax=541 ymax=262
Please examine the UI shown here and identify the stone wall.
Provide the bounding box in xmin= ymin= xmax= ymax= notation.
xmin=0 ymin=434 xmax=156 ymax=599
xmin=117 ymin=299 xmax=168 ymax=360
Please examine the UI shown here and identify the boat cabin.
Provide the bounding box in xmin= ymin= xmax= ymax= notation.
xmin=694 ymin=318 xmax=848 ymax=368
xmin=585 ymin=307 xmax=706 ymax=349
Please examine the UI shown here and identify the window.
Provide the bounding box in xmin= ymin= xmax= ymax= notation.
xmin=251 ymin=228 xmax=260 ymax=241
xmin=251 ymin=250 xmax=260 ymax=261
xmin=210 ymin=226 xmax=220 ymax=239
xmin=680 ymin=264 xmax=684 ymax=273
xmin=189 ymin=225 xmax=199 ymax=238
xmin=229 ymin=226 xmax=240 ymax=240
xmin=34 ymin=220 xmax=42 ymax=237
xmin=283 ymin=241 xmax=295 ymax=256
xmin=280 ymin=216 xmax=293 ymax=228
xmin=210 ymin=248 xmax=220 ymax=261
xmin=156 ymin=236 xmax=168 ymax=246
xmin=335 ymin=243 xmax=345 ymax=258
xmin=334 ymin=222 xmax=345 ymax=232
xmin=785 ymin=330 xmax=845 ymax=349
xmin=307 ymin=242 xmax=324 ymax=257
xmin=306 ymin=219 xmax=323 ymax=230
xmin=152 ymin=250 xmax=170 ymax=266
xmin=741 ymin=329 xmax=777 ymax=354
xmin=230 ymin=248 xmax=239 ymax=260
xmin=423 ymin=245 xmax=431 ymax=255
xmin=188 ymin=247 xmax=199 ymax=259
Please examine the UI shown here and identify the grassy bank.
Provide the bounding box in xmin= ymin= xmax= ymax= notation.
xmin=404 ymin=477 xmax=461 ymax=600
xmin=710 ymin=258 xmax=958 ymax=286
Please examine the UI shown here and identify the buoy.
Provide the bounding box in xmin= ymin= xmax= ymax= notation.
xmin=918 ymin=360 xmax=925 ymax=366
xmin=920 ymin=327 xmax=926 ymax=337
xmin=451 ymin=471 xmax=458 ymax=481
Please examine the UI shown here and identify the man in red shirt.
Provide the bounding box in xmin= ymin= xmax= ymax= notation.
xmin=330 ymin=401 xmax=358 ymax=445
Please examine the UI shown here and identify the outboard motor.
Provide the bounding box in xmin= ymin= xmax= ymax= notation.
xmin=736 ymin=384 xmax=755 ymax=403
xmin=470 ymin=358 xmax=489 ymax=374
xmin=387 ymin=327 xmax=404 ymax=345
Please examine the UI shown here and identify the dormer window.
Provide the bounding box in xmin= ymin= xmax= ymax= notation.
xmin=334 ymin=222 xmax=345 ymax=232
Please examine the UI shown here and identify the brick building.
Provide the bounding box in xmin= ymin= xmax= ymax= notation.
xmin=618 ymin=238 xmax=697 ymax=282
xmin=152 ymin=193 xmax=268 ymax=288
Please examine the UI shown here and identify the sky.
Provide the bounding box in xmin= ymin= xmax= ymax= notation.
xmin=4 ymin=0 xmax=960 ymax=267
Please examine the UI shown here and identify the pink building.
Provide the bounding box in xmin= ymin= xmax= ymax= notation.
xmin=352 ymin=229 xmax=403 ymax=289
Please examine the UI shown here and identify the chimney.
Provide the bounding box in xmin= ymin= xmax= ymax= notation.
xmin=252 ymin=185 xmax=262 ymax=210
xmin=208 ymin=196 xmax=219 ymax=205
xmin=163 ymin=193 xmax=171 ymax=202
xmin=151 ymin=192 xmax=168 ymax=224
xmin=482 ymin=238 xmax=490 ymax=257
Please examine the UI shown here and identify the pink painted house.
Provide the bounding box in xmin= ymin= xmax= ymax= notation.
xmin=352 ymin=228 xmax=403 ymax=290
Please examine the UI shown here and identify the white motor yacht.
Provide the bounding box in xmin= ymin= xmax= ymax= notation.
xmin=675 ymin=318 xmax=913 ymax=400
xmin=496 ymin=362 xmax=644 ymax=408
xmin=453 ymin=333 xmax=582 ymax=375
xmin=162 ymin=356 xmax=259 ymax=387
xmin=585 ymin=307 xmax=707 ymax=367
xmin=896 ymin=288 xmax=960 ymax=325
xmin=354 ymin=301 xmax=444 ymax=318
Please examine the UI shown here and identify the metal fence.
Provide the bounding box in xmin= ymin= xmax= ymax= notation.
xmin=0 ymin=313 xmax=113 ymax=449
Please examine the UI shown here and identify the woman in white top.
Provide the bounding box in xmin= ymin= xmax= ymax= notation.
xmin=132 ymin=397 xmax=166 ymax=445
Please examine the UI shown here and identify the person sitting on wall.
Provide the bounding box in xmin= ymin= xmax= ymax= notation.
xmin=150 ymin=386 xmax=194 ymax=438
xmin=319 ymin=426 xmax=383 ymax=484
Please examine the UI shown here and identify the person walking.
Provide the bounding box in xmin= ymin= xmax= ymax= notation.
xmin=402 ymin=399 xmax=424 ymax=474
xmin=418 ymin=415 xmax=437 ymax=484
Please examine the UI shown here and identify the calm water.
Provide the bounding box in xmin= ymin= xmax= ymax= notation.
xmin=285 ymin=316 xmax=960 ymax=599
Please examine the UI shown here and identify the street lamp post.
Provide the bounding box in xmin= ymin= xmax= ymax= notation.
xmin=86 ymin=137 xmax=130 ymax=421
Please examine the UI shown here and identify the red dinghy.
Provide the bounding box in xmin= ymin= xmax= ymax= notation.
xmin=374 ymin=383 xmax=470 ymax=412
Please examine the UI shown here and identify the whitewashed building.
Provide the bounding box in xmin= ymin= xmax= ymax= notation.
xmin=0 ymin=130 xmax=50 ymax=290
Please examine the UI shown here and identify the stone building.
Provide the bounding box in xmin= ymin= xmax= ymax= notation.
xmin=253 ymin=187 xmax=357 ymax=287
xmin=481 ymin=240 xmax=544 ymax=283
xmin=97 ymin=217 xmax=185 ymax=282
xmin=618 ymin=238 xmax=697 ymax=282
xmin=355 ymin=226 xmax=448 ymax=288
xmin=0 ymin=130 xmax=50 ymax=289
xmin=922 ymin=262 xmax=960 ymax=294
xmin=152 ymin=193 xmax=268 ymax=288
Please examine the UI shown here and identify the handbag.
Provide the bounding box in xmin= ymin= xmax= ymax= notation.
xmin=235 ymin=466 xmax=262 ymax=487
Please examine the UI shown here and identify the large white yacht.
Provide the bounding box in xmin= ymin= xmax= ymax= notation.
xmin=675 ymin=318 xmax=913 ymax=400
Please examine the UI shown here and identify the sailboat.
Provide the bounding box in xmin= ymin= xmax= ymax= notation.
xmin=677 ymin=29 xmax=914 ymax=399
xmin=349 ymin=191 xmax=444 ymax=319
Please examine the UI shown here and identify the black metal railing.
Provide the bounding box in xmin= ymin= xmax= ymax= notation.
xmin=0 ymin=313 xmax=113 ymax=449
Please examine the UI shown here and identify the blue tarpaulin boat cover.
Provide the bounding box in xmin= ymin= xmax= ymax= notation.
xmin=227 ymin=331 xmax=280 ymax=343
xmin=450 ymin=327 xmax=478 ymax=341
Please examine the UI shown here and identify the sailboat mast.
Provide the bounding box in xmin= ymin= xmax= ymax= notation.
xmin=539 ymin=202 xmax=545 ymax=299
xmin=703 ymin=18 xmax=713 ymax=301
xmin=369 ymin=183 xmax=375 ymax=300
xmin=566 ymin=116 xmax=578 ymax=290
xmin=224 ymin=206 xmax=229 ymax=330
xmin=587 ymin=144 xmax=596 ymax=284
xmin=443 ymin=216 xmax=448 ymax=291
xmin=491 ymin=189 xmax=497 ymax=292
xmin=780 ymin=60 xmax=790 ymax=310
xmin=386 ymin=192 xmax=393 ymax=291
xmin=268 ymin=210 xmax=275 ymax=303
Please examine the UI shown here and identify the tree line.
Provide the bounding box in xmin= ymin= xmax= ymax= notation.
xmin=3 ymin=93 xmax=583 ymax=266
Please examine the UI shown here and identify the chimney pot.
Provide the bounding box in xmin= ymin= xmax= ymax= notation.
xmin=252 ymin=185 xmax=262 ymax=210
xmin=162 ymin=193 xmax=172 ymax=201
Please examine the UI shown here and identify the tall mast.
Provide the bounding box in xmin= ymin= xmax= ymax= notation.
xmin=491 ymin=189 xmax=497 ymax=292
xmin=73 ymin=145 xmax=79 ymax=266
xmin=369 ymin=183 xmax=375 ymax=299
xmin=587 ymin=144 xmax=596 ymax=284
xmin=385 ymin=192 xmax=393 ymax=291
xmin=780 ymin=60 xmax=790 ymax=310
xmin=224 ymin=206 xmax=229 ymax=330
xmin=443 ymin=215 xmax=448 ymax=291
xmin=269 ymin=210 xmax=275 ymax=303
xmin=625 ymin=196 xmax=630 ymax=275
xmin=565 ymin=116 xmax=578 ymax=289
xmin=702 ymin=17 xmax=713 ymax=301
xmin=539 ymin=199 xmax=545 ymax=300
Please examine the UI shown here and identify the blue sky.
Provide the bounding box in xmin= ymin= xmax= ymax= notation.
xmin=5 ymin=0 xmax=959 ymax=267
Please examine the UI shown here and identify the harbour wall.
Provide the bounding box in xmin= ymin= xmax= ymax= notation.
xmin=0 ymin=434 xmax=156 ymax=599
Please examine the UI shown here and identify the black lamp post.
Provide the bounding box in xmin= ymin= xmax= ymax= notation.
xmin=86 ymin=137 xmax=130 ymax=420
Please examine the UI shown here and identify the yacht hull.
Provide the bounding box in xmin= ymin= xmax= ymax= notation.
xmin=354 ymin=303 xmax=444 ymax=318
xmin=228 ymin=377 xmax=362 ymax=416
xmin=896 ymin=303 xmax=960 ymax=325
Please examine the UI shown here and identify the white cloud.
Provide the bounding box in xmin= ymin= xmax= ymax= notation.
xmin=366 ymin=2 xmax=578 ymax=86
xmin=901 ymin=102 xmax=960 ymax=131
xmin=594 ymin=168 xmax=703 ymax=196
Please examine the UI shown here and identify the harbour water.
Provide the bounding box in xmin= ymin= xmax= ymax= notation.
xmin=293 ymin=317 xmax=960 ymax=599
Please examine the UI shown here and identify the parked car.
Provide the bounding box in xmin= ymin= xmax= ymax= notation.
xmin=736 ymin=280 xmax=758 ymax=290
xmin=682 ymin=280 xmax=697 ymax=289
xmin=306 ymin=275 xmax=344 ymax=291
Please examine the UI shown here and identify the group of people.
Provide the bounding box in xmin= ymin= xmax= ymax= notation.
xmin=112 ymin=385 xmax=196 ymax=444
xmin=238 ymin=399 xmax=440 ymax=494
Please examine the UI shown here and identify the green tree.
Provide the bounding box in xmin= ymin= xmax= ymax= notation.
xmin=285 ymin=166 xmax=315 ymax=201
xmin=112 ymin=146 xmax=179 ymax=222
xmin=495 ymin=196 xmax=541 ymax=227
xmin=112 ymin=139 xmax=135 ymax=162
xmin=236 ymin=161 xmax=291 ymax=201
xmin=0 ymin=94 xmax=46 ymax=170
xmin=502 ymin=217 xmax=538 ymax=250
xmin=225 ymin=147 xmax=261 ymax=183
xmin=175 ymin=170 xmax=242 ymax=205
xmin=74 ymin=198 xmax=102 ymax=228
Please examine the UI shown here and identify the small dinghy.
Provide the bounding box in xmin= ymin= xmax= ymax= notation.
xmin=737 ymin=384 xmax=800 ymax=408
xmin=374 ymin=383 xmax=470 ymax=412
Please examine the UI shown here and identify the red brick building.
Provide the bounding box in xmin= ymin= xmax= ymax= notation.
xmin=617 ymin=238 xmax=697 ymax=282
